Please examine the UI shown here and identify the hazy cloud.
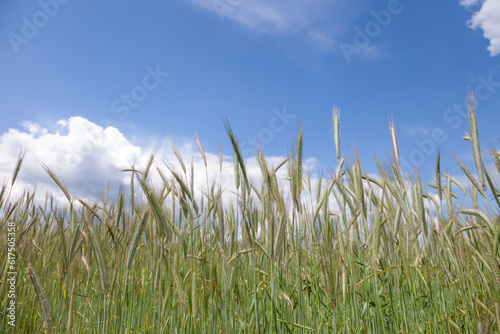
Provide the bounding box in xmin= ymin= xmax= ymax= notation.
xmin=401 ymin=125 xmax=432 ymax=137
xmin=184 ymin=0 xmax=342 ymax=50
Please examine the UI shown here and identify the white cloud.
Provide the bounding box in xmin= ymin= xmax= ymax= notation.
xmin=0 ymin=116 xmax=322 ymax=209
xmin=460 ymin=0 xmax=480 ymax=7
xmin=0 ymin=116 xmax=143 ymax=203
xmin=306 ymin=29 xmax=337 ymax=50
xmin=461 ymin=0 xmax=500 ymax=56
xmin=184 ymin=0 xmax=342 ymax=50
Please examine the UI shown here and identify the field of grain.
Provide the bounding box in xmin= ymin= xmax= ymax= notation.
xmin=1 ymin=101 xmax=499 ymax=333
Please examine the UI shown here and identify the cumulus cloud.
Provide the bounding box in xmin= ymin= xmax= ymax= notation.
xmin=0 ymin=116 xmax=143 ymax=203
xmin=0 ymin=116 xmax=322 ymax=208
xmin=461 ymin=0 xmax=500 ymax=56
xmin=184 ymin=0 xmax=342 ymax=50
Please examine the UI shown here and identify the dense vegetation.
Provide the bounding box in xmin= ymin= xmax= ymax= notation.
xmin=1 ymin=99 xmax=499 ymax=333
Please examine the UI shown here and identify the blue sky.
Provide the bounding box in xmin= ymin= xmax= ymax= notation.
xmin=0 ymin=0 xmax=499 ymax=201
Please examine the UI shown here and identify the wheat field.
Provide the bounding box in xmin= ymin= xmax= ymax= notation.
xmin=1 ymin=100 xmax=499 ymax=333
